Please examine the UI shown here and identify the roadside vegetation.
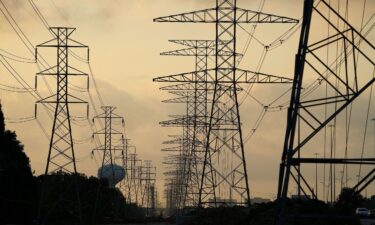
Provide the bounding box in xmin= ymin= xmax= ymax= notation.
xmin=0 ymin=104 xmax=148 ymax=224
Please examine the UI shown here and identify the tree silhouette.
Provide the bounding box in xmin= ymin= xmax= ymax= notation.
xmin=334 ymin=188 xmax=365 ymax=214
xmin=0 ymin=104 xmax=147 ymax=223
xmin=0 ymin=103 xmax=36 ymax=223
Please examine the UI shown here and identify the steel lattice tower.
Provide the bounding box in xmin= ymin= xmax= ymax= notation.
xmin=116 ymin=138 xmax=140 ymax=205
xmin=35 ymin=27 xmax=89 ymax=223
xmin=140 ymin=160 xmax=157 ymax=216
xmin=36 ymin=27 xmax=89 ymax=174
xmin=159 ymin=40 xmax=244 ymax=208
xmin=160 ymin=40 xmax=214 ymax=208
xmin=276 ymin=0 xmax=375 ymax=224
xmin=93 ymin=106 xmax=125 ymax=186
xmin=127 ymin=151 xmax=142 ymax=204
xmin=92 ymin=106 xmax=125 ymax=221
xmin=116 ymin=137 xmax=131 ymax=201
xmin=154 ymin=0 xmax=298 ymax=207
xmin=162 ymin=135 xmax=190 ymax=211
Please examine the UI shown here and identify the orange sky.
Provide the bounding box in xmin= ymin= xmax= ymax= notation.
xmin=0 ymin=0 xmax=374 ymax=203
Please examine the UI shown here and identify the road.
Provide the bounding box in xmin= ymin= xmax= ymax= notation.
xmin=361 ymin=219 xmax=375 ymax=225
xmin=103 ymin=223 xmax=173 ymax=225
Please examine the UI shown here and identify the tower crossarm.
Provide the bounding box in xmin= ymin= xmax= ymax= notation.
xmin=36 ymin=93 xmax=88 ymax=104
xmin=161 ymin=48 xmax=242 ymax=57
xmin=153 ymin=68 xmax=293 ymax=83
xmin=159 ymin=116 xmax=235 ymax=128
xmin=160 ymin=116 xmax=207 ymax=127
xmin=93 ymin=130 xmax=123 ymax=135
xmin=169 ymin=40 xmax=216 ymax=48
xmin=163 ymin=138 xmax=184 ymax=145
xmin=161 ymin=47 xmax=214 ymax=56
xmin=162 ymin=96 xmax=211 ymax=104
xmin=290 ymin=157 xmax=375 ymax=165
xmin=36 ymin=27 xmax=88 ymax=49
xmin=162 ymin=97 xmax=192 ymax=104
xmin=161 ymin=146 xmax=184 ymax=152
xmin=154 ymin=8 xmax=298 ymax=24
xmin=36 ymin=66 xmax=88 ymax=76
xmin=160 ymin=83 xmax=204 ymax=91
xmin=159 ymin=83 xmax=243 ymax=92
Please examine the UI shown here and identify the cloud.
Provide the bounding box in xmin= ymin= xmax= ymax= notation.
xmin=1 ymin=0 xmax=375 ymax=201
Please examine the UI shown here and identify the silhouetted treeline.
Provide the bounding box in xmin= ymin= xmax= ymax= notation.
xmin=37 ymin=172 xmax=145 ymax=224
xmin=0 ymin=104 xmax=145 ymax=224
xmin=0 ymin=104 xmax=36 ymax=223
xmin=178 ymin=189 xmax=372 ymax=225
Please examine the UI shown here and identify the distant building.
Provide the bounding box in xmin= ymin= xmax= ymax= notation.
xmin=251 ymin=197 xmax=271 ymax=204
xmin=208 ymin=198 xmax=238 ymax=207
xmin=291 ymin=195 xmax=311 ymax=200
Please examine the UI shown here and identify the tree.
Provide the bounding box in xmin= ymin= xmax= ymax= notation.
xmin=0 ymin=103 xmax=36 ymax=223
xmin=334 ymin=188 xmax=365 ymax=214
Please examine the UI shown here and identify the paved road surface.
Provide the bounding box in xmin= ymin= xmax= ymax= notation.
xmin=361 ymin=219 xmax=375 ymax=225
xmin=102 ymin=223 xmax=173 ymax=225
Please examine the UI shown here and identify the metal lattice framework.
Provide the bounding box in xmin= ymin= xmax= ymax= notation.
xmin=35 ymin=27 xmax=89 ymax=222
xmin=115 ymin=137 xmax=132 ymax=202
xmin=140 ymin=160 xmax=157 ymax=216
xmin=154 ymin=0 xmax=297 ymax=208
xmin=157 ymin=40 xmax=243 ymax=210
xmin=93 ymin=106 xmax=125 ymax=186
xmin=276 ymin=0 xmax=375 ymax=224
xmin=159 ymin=40 xmax=216 ymax=209
xmin=126 ymin=152 xmax=142 ymax=204
xmin=36 ymin=27 xmax=89 ymax=174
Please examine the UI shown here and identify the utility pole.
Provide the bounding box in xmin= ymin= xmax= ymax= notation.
xmin=314 ymin=153 xmax=319 ymax=199
xmin=329 ymin=124 xmax=334 ymax=204
xmin=35 ymin=27 xmax=89 ymax=223
xmin=154 ymin=0 xmax=297 ymax=208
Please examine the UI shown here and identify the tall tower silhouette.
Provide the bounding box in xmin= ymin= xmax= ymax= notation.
xmin=154 ymin=0 xmax=297 ymax=207
xmin=36 ymin=27 xmax=89 ymax=223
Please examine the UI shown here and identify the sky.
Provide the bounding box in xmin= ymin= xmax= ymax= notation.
xmin=0 ymin=0 xmax=374 ymax=204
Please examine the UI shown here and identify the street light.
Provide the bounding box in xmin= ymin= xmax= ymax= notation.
xmin=314 ymin=153 xmax=319 ymax=199
xmin=320 ymin=181 xmax=330 ymax=203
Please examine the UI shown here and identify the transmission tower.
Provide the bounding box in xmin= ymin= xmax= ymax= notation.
xmin=276 ymin=0 xmax=375 ymax=224
xmin=158 ymin=40 xmax=215 ymax=210
xmin=116 ymin=138 xmax=138 ymax=204
xmin=126 ymin=151 xmax=142 ymax=205
xmin=162 ymin=135 xmax=190 ymax=211
xmin=140 ymin=160 xmax=157 ymax=216
xmin=136 ymin=162 xmax=144 ymax=205
xmin=92 ymin=106 xmax=125 ymax=221
xmin=35 ymin=27 xmax=89 ymax=223
xmin=159 ymin=40 xmax=217 ymax=210
xmin=93 ymin=106 xmax=125 ymax=186
xmin=115 ymin=137 xmax=131 ymax=201
xmin=160 ymin=40 xmax=247 ymax=209
xmin=154 ymin=0 xmax=298 ymax=207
